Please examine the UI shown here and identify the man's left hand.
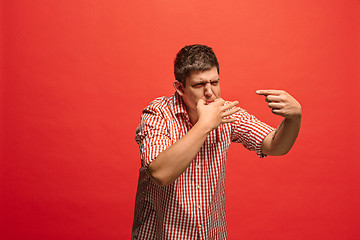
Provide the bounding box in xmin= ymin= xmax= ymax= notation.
xmin=256 ymin=90 xmax=302 ymax=119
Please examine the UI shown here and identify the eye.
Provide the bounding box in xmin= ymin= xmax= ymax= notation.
xmin=193 ymin=83 xmax=204 ymax=88
xmin=211 ymin=81 xmax=219 ymax=86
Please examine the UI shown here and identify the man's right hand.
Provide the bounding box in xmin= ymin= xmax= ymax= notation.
xmin=196 ymin=98 xmax=240 ymax=132
xmin=148 ymin=98 xmax=240 ymax=186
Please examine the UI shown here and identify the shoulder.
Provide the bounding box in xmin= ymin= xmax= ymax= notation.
xmin=148 ymin=96 xmax=172 ymax=109
xmin=143 ymin=96 xmax=173 ymax=115
xmin=224 ymin=100 xmax=247 ymax=116
xmin=140 ymin=95 xmax=178 ymax=122
xmin=223 ymin=100 xmax=260 ymax=123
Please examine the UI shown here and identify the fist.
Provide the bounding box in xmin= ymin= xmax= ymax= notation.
xmin=256 ymin=90 xmax=302 ymax=119
xmin=197 ymin=98 xmax=240 ymax=131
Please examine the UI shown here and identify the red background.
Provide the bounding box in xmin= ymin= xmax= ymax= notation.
xmin=1 ymin=0 xmax=360 ymax=239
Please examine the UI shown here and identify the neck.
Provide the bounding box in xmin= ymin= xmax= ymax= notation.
xmin=186 ymin=107 xmax=199 ymax=126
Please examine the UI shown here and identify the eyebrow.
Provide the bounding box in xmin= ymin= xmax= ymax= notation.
xmin=193 ymin=78 xmax=220 ymax=84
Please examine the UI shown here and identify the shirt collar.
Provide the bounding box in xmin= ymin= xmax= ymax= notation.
xmin=172 ymin=92 xmax=188 ymax=116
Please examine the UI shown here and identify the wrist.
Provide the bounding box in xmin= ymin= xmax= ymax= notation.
xmin=284 ymin=114 xmax=301 ymax=123
xmin=194 ymin=119 xmax=214 ymax=135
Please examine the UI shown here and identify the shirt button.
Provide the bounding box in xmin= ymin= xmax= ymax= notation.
xmin=198 ymin=224 xmax=202 ymax=228
xmin=197 ymin=184 xmax=200 ymax=189
xmin=197 ymin=204 xmax=201 ymax=209
xmin=196 ymin=165 xmax=200 ymax=169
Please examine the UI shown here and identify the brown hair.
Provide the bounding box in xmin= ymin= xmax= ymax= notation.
xmin=174 ymin=44 xmax=219 ymax=86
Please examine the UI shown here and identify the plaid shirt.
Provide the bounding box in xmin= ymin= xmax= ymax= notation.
xmin=132 ymin=92 xmax=274 ymax=239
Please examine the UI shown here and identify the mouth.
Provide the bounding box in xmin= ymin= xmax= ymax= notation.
xmin=205 ymin=100 xmax=215 ymax=105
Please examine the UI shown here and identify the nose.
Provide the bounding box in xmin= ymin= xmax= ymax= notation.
xmin=204 ymin=83 xmax=213 ymax=97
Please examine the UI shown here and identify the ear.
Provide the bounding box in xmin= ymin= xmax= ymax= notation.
xmin=173 ymin=81 xmax=185 ymax=96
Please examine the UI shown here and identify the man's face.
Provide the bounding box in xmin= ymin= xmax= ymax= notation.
xmin=176 ymin=66 xmax=221 ymax=116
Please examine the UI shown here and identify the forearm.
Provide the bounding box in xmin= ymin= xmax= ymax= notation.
xmin=262 ymin=116 xmax=301 ymax=156
xmin=147 ymin=123 xmax=210 ymax=186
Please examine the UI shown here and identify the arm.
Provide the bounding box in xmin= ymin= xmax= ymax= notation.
xmin=256 ymin=90 xmax=302 ymax=156
xmin=148 ymin=99 xmax=240 ymax=186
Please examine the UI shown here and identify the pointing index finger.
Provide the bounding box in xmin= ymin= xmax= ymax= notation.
xmin=256 ymin=89 xmax=282 ymax=96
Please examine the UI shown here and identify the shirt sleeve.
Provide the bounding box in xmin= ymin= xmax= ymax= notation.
xmin=135 ymin=103 xmax=172 ymax=169
xmin=231 ymin=109 xmax=275 ymax=158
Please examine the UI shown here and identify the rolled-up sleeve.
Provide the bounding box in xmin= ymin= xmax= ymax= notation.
xmin=135 ymin=104 xmax=172 ymax=168
xmin=231 ymin=109 xmax=274 ymax=158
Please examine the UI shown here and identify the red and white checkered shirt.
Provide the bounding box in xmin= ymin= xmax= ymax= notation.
xmin=132 ymin=92 xmax=274 ymax=239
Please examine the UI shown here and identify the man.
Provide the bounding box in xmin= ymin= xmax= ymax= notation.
xmin=132 ymin=44 xmax=301 ymax=239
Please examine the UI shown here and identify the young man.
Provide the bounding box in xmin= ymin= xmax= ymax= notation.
xmin=132 ymin=44 xmax=301 ymax=239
